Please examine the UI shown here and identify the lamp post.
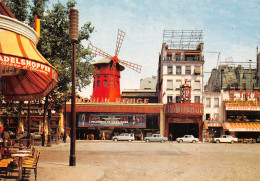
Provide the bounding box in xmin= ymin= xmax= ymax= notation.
xmin=69 ymin=7 xmax=78 ymax=166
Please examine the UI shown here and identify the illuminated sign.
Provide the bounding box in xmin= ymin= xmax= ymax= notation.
xmin=226 ymin=106 xmax=260 ymax=111
xmin=164 ymin=103 xmax=204 ymax=115
xmin=78 ymin=113 xmax=146 ymax=128
xmin=76 ymin=97 xmax=149 ymax=104
xmin=229 ymin=90 xmax=259 ymax=99
xmin=229 ymin=128 xmax=260 ymax=132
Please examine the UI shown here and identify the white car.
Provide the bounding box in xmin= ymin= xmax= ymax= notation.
xmin=176 ymin=135 xmax=199 ymax=143
xmin=112 ymin=133 xmax=135 ymax=142
xmin=213 ymin=135 xmax=238 ymax=143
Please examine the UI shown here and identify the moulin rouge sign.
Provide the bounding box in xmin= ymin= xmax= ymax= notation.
xmin=76 ymin=97 xmax=150 ymax=104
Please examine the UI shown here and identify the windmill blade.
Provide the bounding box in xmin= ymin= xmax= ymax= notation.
xmin=115 ymin=29 xmax=125 ymax=56
xmin=118 ymin=59 xmax=142 ymax=73
xmin=88 ymin=43 xmax=112 ymax=58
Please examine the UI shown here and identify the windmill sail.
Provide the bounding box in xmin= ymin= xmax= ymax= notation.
xmin=119 ymin=59 xmax=142 ymax=73
xmin=115 ymin=29 xmax=125 ymax=56
xmin=88 ymin=43 xmax=112 ymax=58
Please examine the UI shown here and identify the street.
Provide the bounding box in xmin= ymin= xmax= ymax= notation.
xmin=37 ymin=141 xmax=260 ymax=181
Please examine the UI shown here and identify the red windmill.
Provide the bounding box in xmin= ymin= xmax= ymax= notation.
xmin=89 ymin=29 xmax=142 ymax=103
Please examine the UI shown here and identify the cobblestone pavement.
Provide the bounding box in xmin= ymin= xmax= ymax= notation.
xmin=34 ymin=141 xmax=260 ymax=181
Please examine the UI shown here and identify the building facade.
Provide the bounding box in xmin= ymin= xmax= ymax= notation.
xmin=204 ymin=56 xmax=260 ymax=142
xmin=157 ymin=30 xmax=204 ymax=141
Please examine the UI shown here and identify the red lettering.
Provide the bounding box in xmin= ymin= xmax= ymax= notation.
xmin=254 ymin=90 xmax=259 ymax=99
xmin=238 ymin=90 xmax=244 ymax=98
xmin=229 ymin=90 xmax=236 ymax=98
xmin=246 ymin=90 xmax=252 ymax=99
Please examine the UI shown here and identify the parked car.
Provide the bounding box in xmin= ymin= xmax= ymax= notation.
xmin=30 ymin=132 xmax=41 ymax=140
xmin=112 ymin=133 xmax=135 ymax=142
xmin=176 ymin=135 xmax=199 ymax=143
xmin=144 ymin=134 xmax=168 ymax=143
xmin=213 ymin=135 xmax=238 ymax=143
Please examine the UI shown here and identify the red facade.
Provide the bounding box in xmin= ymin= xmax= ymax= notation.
xmin=92 ymin=57 xmax=124 ymax=102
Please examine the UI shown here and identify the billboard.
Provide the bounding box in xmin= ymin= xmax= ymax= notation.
xmin=78 ymin=113 xmax=146 ymax=128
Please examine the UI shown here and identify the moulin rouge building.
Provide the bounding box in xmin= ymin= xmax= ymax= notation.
xmin=65 ymin=30 xmax=163 ymax=140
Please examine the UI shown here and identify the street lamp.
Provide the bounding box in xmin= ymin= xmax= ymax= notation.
xmin=69 ymin=7 xmax=78 ymax=166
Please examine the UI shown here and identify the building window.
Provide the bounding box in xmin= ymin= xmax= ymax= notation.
xmin=185 ymin=66 xmax=191 ymax=75
xmin=175 ymin=80 xmax=182 ymax=90
xmin=195 ymin=96 xmax=200 ymax=103
xmin=110 ymin=80 xmax=114 ymax=87
xmin=176 ymin=66 xmax=181 ymax=75
xmin=214 ymin=98 xmax=219 ymax=107
xmin=214 ymin=113 xmax=219 ymax=119
xmin=206 ymin=113 xmax=210 ymax=121
xmin=167 ymin=96 xmax=173 ymax=103
xmin=243 ymin=73 xmax=246 ymax=79
xmin=194 ymin=81 xmax=201 ymax=90
xmin=206 ymin=98 xmax=211 ymax=107
xmin=176 ymin=96 xmax=181 ymax=103
xmin=97 ymin=80 xmax=101 ymax=87
xmin=194 ymin=66 xmax=201 ymax=75
xmin=167 ymin=66 xmax=173 ymax=75
xmin=175 ymin=54 xmax=181 ymax=61
xmin=167 ymin=53 xmax=172 ymax=61
xmin=103 ymin=79 xmax=108 ymax=87
xmin=167 ymin=80 xmax=173 ymax=90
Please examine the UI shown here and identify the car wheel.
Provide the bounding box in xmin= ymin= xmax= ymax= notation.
xmin=179 ymin=139 xmax=183 ymax=143
xmin=145 ymin=139 xmax=150 ymax=143
xmin=192 ymin=140 xmax=196 ymax=143
xmin=114 ymin=138 xmax=118 ymax=142
xmin=216 ymin=140 xmax=220 ymax=143
xmin=231 ymin=140 xmax=234 ymax=144
xmin=161 ymin=140 xmax=164 ymax=143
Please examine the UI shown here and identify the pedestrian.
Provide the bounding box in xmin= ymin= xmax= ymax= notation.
xmin=3 ymin=130 xmax=10 ymax=142
xmin=101 ymin=132 xmax=106 ymax=141
xmin=41 ymin=131 xmax=45 ymax=146
xmin=169 ymin=133 xmax=173 ymax=143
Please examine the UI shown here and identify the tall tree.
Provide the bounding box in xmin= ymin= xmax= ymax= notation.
xmin=5 ymin=0 xmax=28 ymax=22
xmin=4 ymin=0 xmax=94 ymax=138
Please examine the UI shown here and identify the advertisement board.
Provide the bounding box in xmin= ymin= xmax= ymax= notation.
xmin=78 ymin=113 xmax=146 ymax=128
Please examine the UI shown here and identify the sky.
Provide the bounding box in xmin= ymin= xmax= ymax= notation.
xmin=54 ymin=0 xmax=260 ymax=98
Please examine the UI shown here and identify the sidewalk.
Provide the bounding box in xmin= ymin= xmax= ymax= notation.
xmin=33 ymin=142 xmax=104 ymax=181
xmin=37 ymin=163 xmax=104 ymax=181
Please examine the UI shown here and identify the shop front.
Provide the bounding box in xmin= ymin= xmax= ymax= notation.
xmin=224 ymin=100 xmax=260 ymax=142
xmin=164 ymin=103 xmax=204 ymax=141
xmin=65 ymin=100 xmax=163 ymax=140
xmin=203 ymin=121 xmax=223 ymax=142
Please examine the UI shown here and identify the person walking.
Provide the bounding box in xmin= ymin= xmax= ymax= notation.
xmin=41 ymin=131 xmax=45 ymax=146
xmin=169 ymin=133 xmax=173 ymax=143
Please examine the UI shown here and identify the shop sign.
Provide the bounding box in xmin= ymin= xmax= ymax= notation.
xmin=229 ymin=90 xmax=260 ymax=99
xmin=78 ymin=113 xmax=146 ymax=128
xmin=164 ymin=103 xmax=204 ymax=115
xmin=50 ymin=118 xmax=59 ymax=126
xmin=0 ymin=54 xmax=57 ymax=80
xmin=226 ymin=106 xmax=260 ymax=111
xmin=206 ymin=122 xmax=222 ymax=127
xmin=229 ymin=128 xmax=260 ymax=132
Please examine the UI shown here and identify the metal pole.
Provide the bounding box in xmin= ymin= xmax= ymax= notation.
xmin=63 ymin=96 xmax=67 ymax=143
xmin=70 ymin=41 xmax=76 ymax=166
xmin=27 ymin=101 xmax=31 ymax=148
